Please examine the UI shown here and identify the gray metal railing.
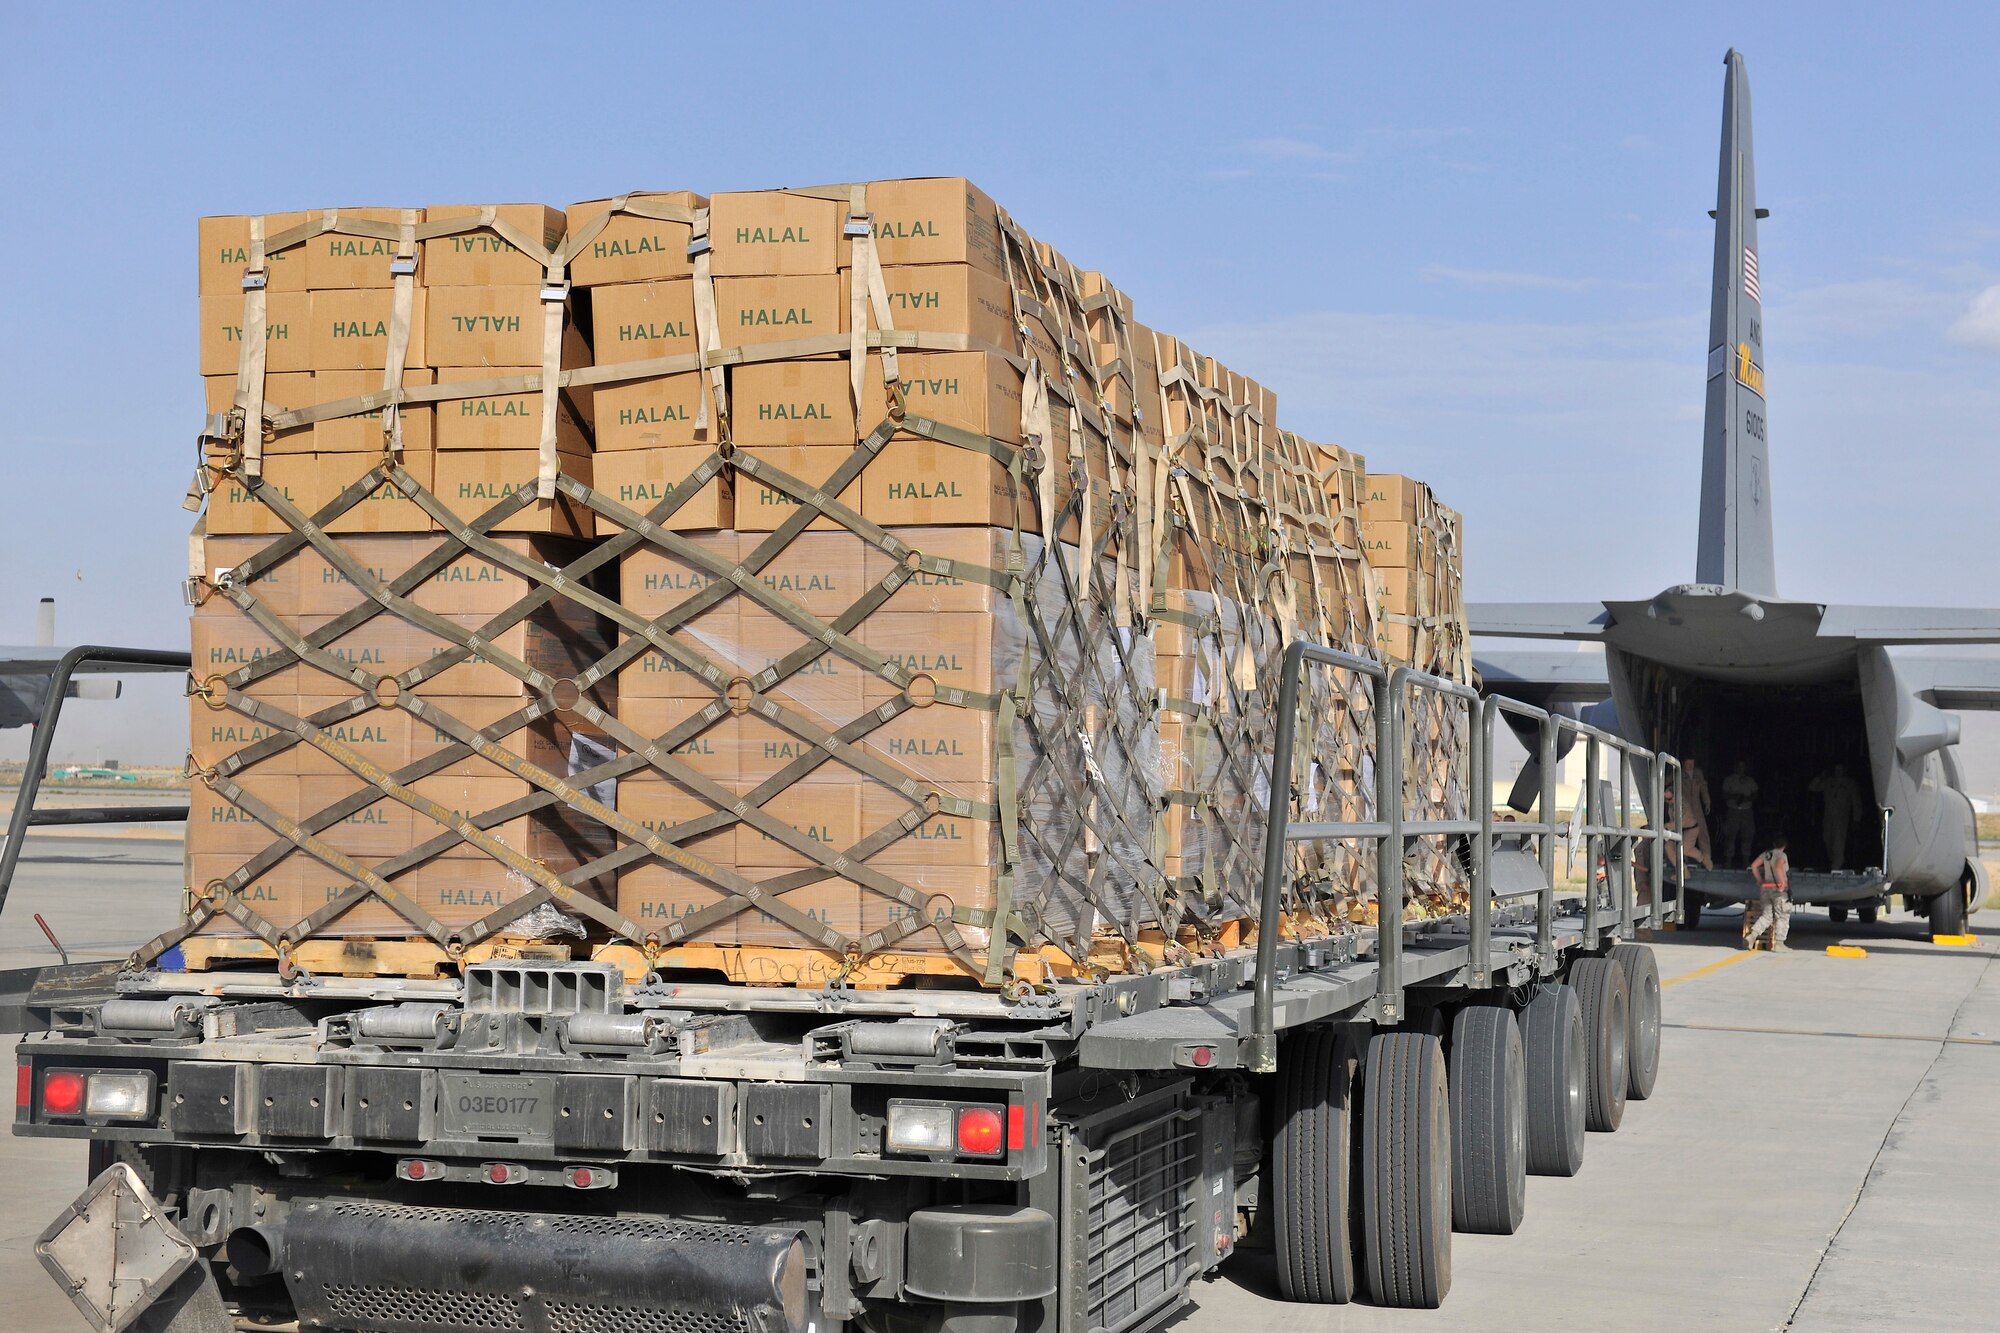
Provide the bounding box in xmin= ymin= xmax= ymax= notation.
xmin=0 ymin=645 xmax=192 ymax=918
xmin=1246 ymin=639 xmax=1683 ymax=1073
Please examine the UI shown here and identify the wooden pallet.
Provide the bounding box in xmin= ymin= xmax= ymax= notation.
xmin=174 ymin=936 xmax=574 ymax=978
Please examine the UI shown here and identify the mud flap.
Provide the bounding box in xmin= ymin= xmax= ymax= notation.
xmin=36 ymin=1163 xmax=198 ymax=1333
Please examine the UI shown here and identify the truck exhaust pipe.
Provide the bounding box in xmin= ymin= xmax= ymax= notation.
xmin=224 ymin=1223 xmax=286 ymax=1281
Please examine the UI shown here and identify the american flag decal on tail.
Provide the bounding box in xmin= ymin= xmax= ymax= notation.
xmin=1743 ymin=246 xmax=1760 ymax=302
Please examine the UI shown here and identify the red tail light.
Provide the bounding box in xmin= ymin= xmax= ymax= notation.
xmin=15 ymin=1065 xmax=29 ymax=1110
xmin=956 ymin=1106 xmax=1005 ymax=1157
xmin=41 ymin=1071 xmax=86 ymax=1117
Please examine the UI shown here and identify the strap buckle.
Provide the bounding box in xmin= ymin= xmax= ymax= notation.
xmin=390 ymin=255 xmax=418 ymax=277
xmin=240 ymin=269 xmax=267 ymax=291
xmin=843 ymin=213 xmax=873 ymax=239
xmin=539 ymin=279 xmax=570 ymax=303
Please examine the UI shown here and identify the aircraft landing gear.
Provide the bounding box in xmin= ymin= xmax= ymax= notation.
xmin=1829 ymin=904 xmax=1849 ymax=925
xmin=1858 ymin=901 xmax=1879 ymax=926
xmin=1929 ymin=879 xmax=1968 ymax=937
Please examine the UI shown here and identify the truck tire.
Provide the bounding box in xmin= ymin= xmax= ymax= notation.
xmin=1610 ymin=944 xmax=1661 ymax=1101
xmin=1517 ymin=985 xmax=1586 ymax=1177
xmin=1360 ymin=1031 xmax=1451 ymax=1308
xmin=1272 ymin=1024 xmax=1360 ymax=1304
xmin=1930 ymin=884 xmax=1965 ymax=936
xmin=1571 ymin=957 xmax=1629 ymax=1132
xmin=1682 ymin=892 xmax=1704 ymax=931
xmin=1447 ymin=1006 xmax=1526 ymax=1235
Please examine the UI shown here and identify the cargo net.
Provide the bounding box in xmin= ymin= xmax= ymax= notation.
xmin=1395 ymin=490 xmax=1474 ymax=919
xmin=160 ymin=193 xmax=1428 ymax=984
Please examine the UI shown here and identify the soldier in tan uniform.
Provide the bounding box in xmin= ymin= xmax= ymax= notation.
xmin=1744 ymin=834 xmax=1792 ymax=952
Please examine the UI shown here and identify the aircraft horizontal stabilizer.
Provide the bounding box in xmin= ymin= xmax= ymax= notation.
xmin=1471 ymin=651 xmax=1612 ymax=705
xmin=1818 ymin=606 xmax=2000 ymax=644
xmin=1895 ymin=657 xmax=2000 ymax=711
xmin=1466 ymin=602 xmax=1609 ymax=640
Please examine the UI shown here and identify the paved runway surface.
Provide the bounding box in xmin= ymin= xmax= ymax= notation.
xmin=1 ymin=839 xmax=1994 ymax=1331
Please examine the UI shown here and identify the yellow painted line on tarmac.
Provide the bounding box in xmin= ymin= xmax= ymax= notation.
xmin=1661 ymin=951 xmax=1761 ymax=989
xmin=1666 ymin=1021 xmax=2000 ymax=1048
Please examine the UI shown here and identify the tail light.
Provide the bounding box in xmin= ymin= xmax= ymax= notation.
xmin=41 ymin=1071 xmax=86 ymax=1118
xmin=33 ymin=1068 xmax=155 ymax=1122
xmin=887 ymin=1099 xmax=1009 ymax=1160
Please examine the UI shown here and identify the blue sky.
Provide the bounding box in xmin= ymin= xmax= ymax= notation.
xmin=4 ymin=3 xmax=1997 ymax=770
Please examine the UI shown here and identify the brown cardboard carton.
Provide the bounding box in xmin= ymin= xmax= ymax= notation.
xmin=312 ymin=368 xmax=434 ymax=453
xmin=1359 ymin=520 xmax=1422 ymax=570
xmin=595 ymin=374 xmax=708 ymax=450
xmin=307 ymin=288 xmax=429 ymax=371
xmin=617 ymin=608 xmax=743 ymax=701
xmin=851 ymin=178 xmax=1004 ymax=274
xmin=1370 ymin=567 xmax=1422 ymax=617
xmin=190 ymin=600 xmax=301 ymax=703
xmin=186 ymin=853 xmax=327 ymax=934
xmin=731 ymin=360 xmax=855 ymax=447
xmin=620 ymin=534 xmax=737 ymax=622
xmin=187 ymin=693 xmax=287 ymax=768
xmin=200 ymin=453 xmax=318 ymax=536
xmin=617 ymin=775 xmax=733 ymax=863
xmin=863 ymin=527 xmax=1011 ymax=615
xmin=434 ymin=449 xmax=594 ymax=537
xmin=733 ymin=445 xmax=861 ymax=533
xmin=853 ymin=864 xmax=998 ymax=950
xmin=733 ymin=878 xmax=866 ymax=947
xmin=291 ymin=606 xmax=613 ymax=705
xmin=745 ymin=531 xmax=867 ymax=619
xmin=733 ymin=780 xmax=862 ymax=869
xmin=858 ymin=696 xmax=997 ymax=789
xmin=1362 ymin=474 xmax=1422 ymax=524
xmin=423 ymin=205 xmax=563 ymax=286
xmin=860 ymin=784 xmax=995 ymax=868
xmin=433 ymin=367 xmax=592 ymax=454
xmin=199 ymin=535 xmax=305 ymax=618
xmin=842 ymin=263 xmax=1016 ymax=347
xmin=199 ymin=213 xmax=310 ymax=296
xmin=861 ymin=351 xmax=1022 ymax=444
xmin=616 ymin=860 xmax=736 ymax=941
xmin=303 ymin=208 xmax=424 ymax=289
xmin=589 ymin=279 xmax=697 ymax=364
xmin=594 ymin=446 xmax=732 ymax=531
xmin=200 ymin=292 xmax=312 ymax=375
xmin=860 ymin=613 xmax=997 ymax=700
xmin=716 ymin=275 xmax=841 ymax=351
xmin=317 ymin=450 xmax=436 ymax=535
xmin=861 ymin=435 xmax=1025 ymax=529
xmin=618 ymin=696 xmax=737 ymax=781
xmin=204 ymin=373 xmax=314 ymax=452
xmin=709 ymin=191 xmax=841 ymax=276
xmin=426 ymin=286 xmax=556 ymax=368
xmin=565 ymin=191 xmax=705 ymax=286
xmin=188 ymin=772 xmax=299 ymax=858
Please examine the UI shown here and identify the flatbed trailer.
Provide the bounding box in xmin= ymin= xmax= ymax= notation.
xmin=6 ymin=641 xmax=1682 ymax=1332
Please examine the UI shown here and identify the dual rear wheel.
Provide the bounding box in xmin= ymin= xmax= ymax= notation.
xmin=1272 ymin=946 xmax=1660 ymax=1309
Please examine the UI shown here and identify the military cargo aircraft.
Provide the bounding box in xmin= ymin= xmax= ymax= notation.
xmin=1472 ymin=50 xmax=2000 ymax=935
xmin=0 ymin=599 xmax=123 ymax=729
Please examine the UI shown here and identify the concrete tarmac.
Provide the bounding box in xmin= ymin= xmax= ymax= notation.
xmin=0 ymin=841 xmax=1994 ymax=1331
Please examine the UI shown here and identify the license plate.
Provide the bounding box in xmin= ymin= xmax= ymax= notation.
xmin=440 ymin=1073 xmax=557 ymax=1141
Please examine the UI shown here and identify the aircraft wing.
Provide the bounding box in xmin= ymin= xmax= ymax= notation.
xmin=1466 ymin=603 xmax=1610 ymax=640
xmin=1471 ymin=651 xmax=1612 ymax=705
xmin=1816 ymin=606 xmax=2000 ymax=644
xmin=1894 ymin=657 xmax=2000 ymax=711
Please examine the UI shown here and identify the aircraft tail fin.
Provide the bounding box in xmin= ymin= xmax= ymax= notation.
xmin=33 ymin=598 xmax=53 ymax=648
xmin=1695 ymin=49 xmax=1778 ymax=596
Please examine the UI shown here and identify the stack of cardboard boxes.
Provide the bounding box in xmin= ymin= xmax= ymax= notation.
xmin=184 ymin=177 xmax=1468 ymax=979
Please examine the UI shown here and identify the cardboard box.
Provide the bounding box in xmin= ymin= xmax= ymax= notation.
xmin=617 ymin=696 xmax=737 ymax=780
xmin=859 ymin=613 xmax=996 ymax=699
xmin=620 ymin=534 xmax=737 ymax=622
xmin=1362 ymin=474 xmax=1422 ymax=524
xmin=595 ymin=374 xmax=709 ymax=450
xmin=744 ymin=531 xmax=866 ymax=618
xmin=187 ymin=773 xmax=299 ymax=860
xmin=198 ymin=534 xmax=305 ymax=617
xmin=426 ymin=285 xmax=559 ymax=368
xmin=319 ymin=450 xmax=436 ymax=535
xmin=303 ymin=208 xmax=425 ymax=289
xmin=307 ymin=288 xmax=429 ymax=372
xmin=199 ymin=292 xmax=312 ymax=375
xmin=203 ymin=372 xmax=314 ymax=452
xmin=856 ymin=694 xmax=996 ymax=788
xmin=594 ymin=446 xmax=732 ymax=531
xmin=843 ymin=263 xmax=1015 ymax=347
xmin=291 ymin=604 xmax=613 ymax=705
xmin=1370 ymin=567 xmax=1422 ymax=617
xmin=199 ymin=213 xmax=310 ymax=296
xmin=864 ymin=526 xmax=1010 ymax=615
xmin=566 ymin=191 xmax=705 ymax=286
xmin=590 ymin=279 xmax=697 ymax=364
xmin=617 ymin=604 xmax=743 ymax=701
xmin=190 ymin=599 xmax=302 ymax=701
xmin=616 ymin=860 xmax=737 ymax=940
xmin=731 ymin=360 xmax=856 ymax=447
xmin=434 ymin=449 xmax=595 ymax=537
xmin=716 ymin=275 xmax=842 ymax=350
xmin=860 ymin=784 xmax=995 ymax=868
xmin=861 ymin=435 xmax=1025 ymax=529
xmin=732 ymin=445 xmax=860 ymax=532
xmin=851 ymin=178 xmax=1004 ymax=274
xmin=617 ymin=775 xmax=733 ymax=862
xmin=709 ymin=190 xmax=842 ymax=276
xmin=733 ymin=780 xmax=862 ymax=869
xmin=423 ymin=204 xmax=562 ymax=286
xmin=1360 ymin=521 xmax=1422 ymax=570
xmin=200 ymin=453 xmax=318 ymax=536
xmin=432 ymin=367 xmax=592 ymax=455
xmin=862 ymin=351 xmax=1022 ymax=444
xmin=733 ymin=876 xmax=864 ymax=947
xmin=187 ymin=691 xmax=289 ymax=768
xmin=312 ymin=368 xmax=434 ymax=453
